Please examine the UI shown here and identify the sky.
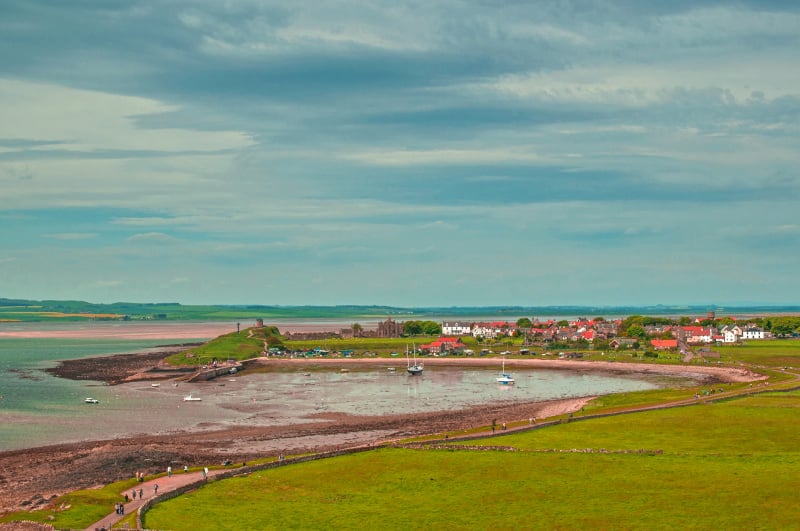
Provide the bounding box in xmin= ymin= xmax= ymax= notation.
xmin=1 ymin=1 xmax=799 ymax=307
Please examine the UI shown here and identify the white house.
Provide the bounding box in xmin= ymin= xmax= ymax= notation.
xmin=721 ymin=325 xmax=742 ymax=343
xmin=742 ymin=326 xmax=765 ymax=340
xmin=442 ymin=321 xmax=473 ymax=336
xmin=471 ymin=321 xmax=515 ymax=339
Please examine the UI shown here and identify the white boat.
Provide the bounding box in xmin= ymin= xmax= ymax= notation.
xmin=84 ymin=397 xmax=99 ymax=404
xmin=496 ymin=357 xmax=515 ymax=385
xmin=407 ymin=345 xmax=423 ymax=375
xmin=151 ymin=383 xmax=160 ymax=387
xmin=183 ymin=394 xmax=202 ymax=402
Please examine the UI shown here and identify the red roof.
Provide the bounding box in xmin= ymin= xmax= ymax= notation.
xmin=650 ymin=339 xmax=678 ymax=348
xmin=682 ymin=326 xmax=709 ymax=335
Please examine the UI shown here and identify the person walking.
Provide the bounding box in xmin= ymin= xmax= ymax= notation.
xmin=132 ymin=490 xmax=136 ymax=501
xmin=154 ymin=483 xmax=159 ymax=495
xmin=167 ymin=466 xmax=172 ymax=478
xmin=139 ymin=488 xmax=143 ymax=499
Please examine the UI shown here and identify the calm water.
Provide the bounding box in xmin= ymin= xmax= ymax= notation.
xmin=0 ymin=326 xmax=681 ymax=452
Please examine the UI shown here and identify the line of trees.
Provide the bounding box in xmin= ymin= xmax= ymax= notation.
xmin=403 ymin=320 xmax=442 ymax=336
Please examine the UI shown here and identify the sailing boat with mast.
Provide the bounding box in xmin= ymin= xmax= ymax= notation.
xmin=496 ymin=355 xmax=515 ymax=385
xmin=407 ymin=344 xmax=423 ymax=375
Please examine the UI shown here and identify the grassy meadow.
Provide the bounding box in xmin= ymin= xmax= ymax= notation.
xmin=142 ymin=388 xmax=800 ymax=530
xmin=0 ymin=477 xmax=140 ymax=529
xmin=715 ymin=340 xmax=800 ymax=367
xmin=164 ymin=329 xmax=267 ymax=366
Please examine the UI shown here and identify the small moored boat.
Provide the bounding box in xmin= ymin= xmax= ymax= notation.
xmin=84 ymin=397 xmax=99 ymax=404
xmin=496 ymin=357 xmax=515 ymax=385
xmin=183 ymin=394 xmax=202 ymax=402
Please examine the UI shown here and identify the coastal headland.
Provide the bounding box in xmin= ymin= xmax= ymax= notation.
xmin=0 ymin=322 xmax=764 ymax=515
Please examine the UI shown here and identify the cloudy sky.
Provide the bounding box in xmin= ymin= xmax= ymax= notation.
xmin=1 ymin=1 xmax=798 ymax=307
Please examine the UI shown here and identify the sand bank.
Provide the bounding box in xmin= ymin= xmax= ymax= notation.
xmin=256 ymin=356 xmax=763 ymax=383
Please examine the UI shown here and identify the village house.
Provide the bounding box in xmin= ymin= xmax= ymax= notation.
xmin=742 ymin=326 xmax=766 ymax=340
xmin=419 ymin=336 xmax=467 ymax=355
xmin=442 ymin=321 xmax=473 ymax=336
xmin=720 ymin=325 xmax=742 ymax=343
xmin=471 ymin=321 xmax=516 ymax=339
xmin=594 ymin=322 xmax=619 ymax=338
xmin=609 ymin=338 xmax=638 ymax=349
xmin=682 ymin=326 xmax=714 ymax=344
xmin=650 ymin=339 xmax=678 ymax=350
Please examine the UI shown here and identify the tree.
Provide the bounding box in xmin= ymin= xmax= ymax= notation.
xmin=557 ymin=320 xmax=569 ymax=327
xmin=351 ymin=323 xmax=363 ymax=337
xmin=769 ymin=316 xmax=800 ymax=337
xmin=516 ymin=317 xmax=532 ymax=329
xmin=627 ymin=325 xmax=647 ymax=340
xmin=403 ymin=321 xmax=423 ymax=336
xmin=421 ymin=320 xmax=442 ymax=335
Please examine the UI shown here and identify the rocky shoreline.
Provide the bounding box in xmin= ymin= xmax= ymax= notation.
xmin=43 ymin=344 xmax=201 ymax=385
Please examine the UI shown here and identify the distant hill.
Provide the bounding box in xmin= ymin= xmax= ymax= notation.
xmin=1 ymin=298 xmax=798 ymax=323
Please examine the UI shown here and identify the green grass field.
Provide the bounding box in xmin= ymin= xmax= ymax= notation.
xmin=142 ymin=389 xmax=800 ymax=530
xmin=715 ymin=340 xmax=800 ymax=367
xmin=165 ymin=328 xmax=276 ymax=366
xmin=0 ymin=477 xmax=140 ymax=529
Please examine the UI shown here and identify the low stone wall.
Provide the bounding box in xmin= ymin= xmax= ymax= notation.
xmin=186 ymin=363 xmax=242 ymax=382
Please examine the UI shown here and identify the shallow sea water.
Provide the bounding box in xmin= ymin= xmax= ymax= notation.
xmin=0 ymin=324 xmax=692 ymax=452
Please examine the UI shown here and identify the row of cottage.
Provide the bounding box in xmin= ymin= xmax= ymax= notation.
xmin=442 ymin=320 xmax=769 ymax=345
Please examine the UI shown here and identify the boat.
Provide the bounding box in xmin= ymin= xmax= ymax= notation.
xmin=496 ymin=357 xmax=515 ymax=385
xmin=183 ymin=394 xmax=202 ymax=402
xmin=151 ymin=383 xmax=160 ymax=387
xmin=84 ymin=397 xmax=99 ymax=404
xmin=406 ymin=345 xmax=423 ymax=375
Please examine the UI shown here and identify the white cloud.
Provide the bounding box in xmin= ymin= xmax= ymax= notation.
xmin=0 ymin=79 xmax=254 ymax=154
xmin=341 ymin=148 xmax=541 ymax=166
xmin=44 ymin=233 xmax=98 ymax=240
xmin=126 ymin=232 xmax=180 ymax=244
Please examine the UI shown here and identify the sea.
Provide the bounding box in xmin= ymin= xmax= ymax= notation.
xmin=0 ymin=321 xmax=690 ymax=453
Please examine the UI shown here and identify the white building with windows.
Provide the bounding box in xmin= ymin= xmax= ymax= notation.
xmin=471 ymin=321 xmax=515 ymax=339
xmin=721 ymin=325 xmax=742 ymax=343
xmin=742 ymin=326 xmax=765 ymax=340
xmin=442 ymin=321 xmax=473 ymax=336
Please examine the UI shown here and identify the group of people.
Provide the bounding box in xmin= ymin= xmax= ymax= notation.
xmin=113 ymin=502 xmax=125 ymax=515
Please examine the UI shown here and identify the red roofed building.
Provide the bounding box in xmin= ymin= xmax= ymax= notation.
xmin=682 ymin=326 xmax=713 ymax=344
xmin=419 ymin=336 xmax=467 ymax=355
xmin=650 ymin=339 xmax=678 ymax=350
